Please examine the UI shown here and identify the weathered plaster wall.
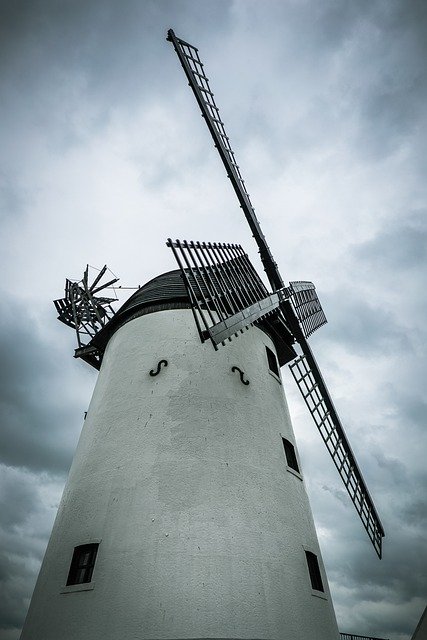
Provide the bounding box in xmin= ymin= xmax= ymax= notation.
xmin=21 ymin=308 xmax=339 ymax=639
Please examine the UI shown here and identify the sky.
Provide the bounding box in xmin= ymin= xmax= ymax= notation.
xmin=0 ymin=0 xmax=426 ymax=638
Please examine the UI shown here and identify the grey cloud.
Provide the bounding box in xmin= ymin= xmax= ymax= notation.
xmin=394 ymin=395 xmax=427 ymax=430
xmin=0 ymin=470 xmax=39 ymax=531
xmin=0 ymin=0 xmax=232 ymax=109
xmin=403 ymin=499 xmax=427 ymax=528
xmin=321 ymin=483 xmax=350 ymax=508
xmin=319 ymin=211 xmax=427 ymax=360
xmin=0 ymin=175 xmax=30 ymax=222
xmin=345 ymin=524 xmax=426 ymax=601
xmin=359 ymin=78 xmax=427 ymax=159
xmin=0 ymin=293 xmax=92 ymax=474
xmin=0 ymin=466 xmax=61 ymax=635
xmin=332 ymin=462 xmax=427 ymax=586
xmin=321 ymin=292 xmax=410 ymax=355
xmin=373 ymin=451 xmax=409 ymax=485
xmin=326 ymin=511 xmax=427 ymax=638
xmin=302 ymin=1 xmax=427 ymax=164
xmin=354 ymin=212 xmax=427 ymax=271
xmin=345 ymin=2 xmax=427 ymax=161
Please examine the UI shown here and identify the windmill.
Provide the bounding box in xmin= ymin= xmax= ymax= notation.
xmin=20 ymin=29 xmax=384 ymax=640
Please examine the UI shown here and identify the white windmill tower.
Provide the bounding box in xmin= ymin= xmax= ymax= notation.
xmin=20 ymin=29 xmax=384 ymax=640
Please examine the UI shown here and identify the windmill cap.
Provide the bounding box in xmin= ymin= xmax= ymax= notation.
xmin=90 ymin=268 xmax=191 ymax=351
xmin=90 ymin=268 xmax=296 ymax=366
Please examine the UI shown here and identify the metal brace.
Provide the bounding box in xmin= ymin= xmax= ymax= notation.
xmin=149 ymin=360 xmax=168 ymax=377
xmin=231 ymin=366 xmax=249 ymax=385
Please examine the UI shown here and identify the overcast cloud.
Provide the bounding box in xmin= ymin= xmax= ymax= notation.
xmin=1 ymin=1 xmax=426 ymax=639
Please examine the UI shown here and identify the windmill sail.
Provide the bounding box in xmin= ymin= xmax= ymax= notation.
xmin=167 ymin=29 xmax=283 ymax=291
xmin=289 ymin=344 xmax=385 ymax=558
xmin=166 ymin=239 xmax=292 ymax=347
xmin=289 ymin=281 xmax=328 ymax=338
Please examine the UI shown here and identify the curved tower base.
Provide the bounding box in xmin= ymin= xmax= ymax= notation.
xmin=21 ymin=297 xmax=339 ymax=639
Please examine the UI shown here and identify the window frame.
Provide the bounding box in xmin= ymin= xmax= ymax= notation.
xmin=281 ymin=436 xmax=301 ymax=476
xmin=66 ymin=543 xmax=99 ymax=587
xmin=265 ymin=346 xmax=281 ymax=382
xmin=304 ymin=550 xmax=325 ymax=593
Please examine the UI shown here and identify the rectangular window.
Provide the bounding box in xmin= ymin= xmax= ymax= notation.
xmin=266 ymin=346 xmax=279 ymax=377
xmin=66 ymin=543 xmax=99 ymax=586
xmin=282 ymin=437 xmax=300 ymax=473
xmin=305 ymin=550 xmax=324 ymax=592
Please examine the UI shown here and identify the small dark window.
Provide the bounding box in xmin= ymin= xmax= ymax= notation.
xmin=66 ymin=543 xmax=99 ymax=585
xmin=266 ymin=346 xmax=279 ymax=377
xmin=305 ymin=550 xmax=324 ymax=592
xmin=282 ymin=437 xmax=300 ymax=473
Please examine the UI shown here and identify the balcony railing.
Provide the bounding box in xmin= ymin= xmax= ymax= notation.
xmin=340 ymin=634 xmax=389 ymax=640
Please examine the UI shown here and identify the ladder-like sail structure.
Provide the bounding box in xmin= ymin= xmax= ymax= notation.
xmin=166 ymin=239 xmax=291 ymax=347
xmin=289 ymin=348 xmax=385 ymax=557
xmin=289 ymin=281 xmax=327 ymax=339
xmin=167 ymin=29 xmax=283 ymax=291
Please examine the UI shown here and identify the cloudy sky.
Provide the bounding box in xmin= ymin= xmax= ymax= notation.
xmin=1 ymin=1 xmax=426 ymax=638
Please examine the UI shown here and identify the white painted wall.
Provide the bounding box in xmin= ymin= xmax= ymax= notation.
xmin=21 ymin=308 xmax=340 ymax=639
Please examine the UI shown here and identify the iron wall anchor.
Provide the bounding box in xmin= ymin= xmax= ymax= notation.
xmin=231 ymin=366 xmax=249 ymax=385
xmin=149 ymin=360 xmax=168 ymax=376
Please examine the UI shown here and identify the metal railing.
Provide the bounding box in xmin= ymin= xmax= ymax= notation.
xmin=340 ymin=633 xmax=389 ymax=640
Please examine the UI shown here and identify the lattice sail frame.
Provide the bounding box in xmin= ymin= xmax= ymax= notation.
xmin=289 ymin=354 xmax=384 ymax=557
xmin=289 ymin=281 xmax=327 ymax=339
xmin=167 ymin=29 xmax=283 ymax=291
xmin=167 ymin=239 xmax=291 ymax=348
